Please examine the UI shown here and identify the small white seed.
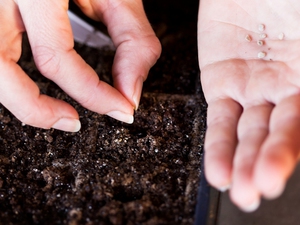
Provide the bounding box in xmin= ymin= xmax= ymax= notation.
xmin=278 ymin=32 xmax=284 ymax=40
xmin=258 ymin=24 xmax=265 ymax=32
xmin=257 ymin=51 xmax=266 ymax=59
xmin=257 ymin=40 xmax=264 ymax=46
xmin=245 ymin=34 xmax=252 ymax=42
xmin=260 ymin=33 xmax=267 ymax=39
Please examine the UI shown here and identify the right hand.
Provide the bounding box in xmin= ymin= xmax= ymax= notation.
xmin=0 ymin=0 xmax=161 ymax=132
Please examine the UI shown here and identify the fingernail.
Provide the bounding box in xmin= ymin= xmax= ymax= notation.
xmin=107 ymin=111 xmax=134 ymax=124
xmin=241 ymin=199 xmax=261 ymax=213
xmin=218 ymin=184 xmax=231 ymax=192
xmin=52 ymin=118 xmax=81 ymax=132
xmin=264 ymin=182 xmax=286 ymax=200
xmin=132 ymin=77 xmax=144 ymax=110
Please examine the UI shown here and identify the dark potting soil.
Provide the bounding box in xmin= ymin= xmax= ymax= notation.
xmin=0 ymin=0 xmax=207 ymax=224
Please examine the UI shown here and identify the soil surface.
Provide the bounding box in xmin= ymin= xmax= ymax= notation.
xmin=0 ymin=0 xmax=207 ymax=224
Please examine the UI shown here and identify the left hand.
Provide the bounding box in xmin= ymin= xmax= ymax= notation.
xmin=198 ymin=0 xmax=300 ymax=211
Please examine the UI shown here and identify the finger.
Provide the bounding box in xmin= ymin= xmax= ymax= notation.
xmin=112 ymin=34 xmax=161 ymax=110
xmin=254 ymin=95 xmax=300 ymax=199
xmin=88 ymin=0 xmax=162 ymax=109
xmin=0 ymin=60 xmax=80 ymax=132
xmin=72 ymin=0 xmax=100 ymax=21
xmin=16 ymin=0 xmax=134 ymax=123
xmin=230 ymin=104 xmax=273 ymax=212
xmin=0 ymin=0 xmax=25 ymax=61
xmin=204 ymin=98 xmax=242 ymax=191
xmin=0 ymin=1 xmax=79 ymax=132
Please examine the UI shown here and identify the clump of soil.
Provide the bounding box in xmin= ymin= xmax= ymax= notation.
xmin=0 ymin=0 xmax=207 ymax=224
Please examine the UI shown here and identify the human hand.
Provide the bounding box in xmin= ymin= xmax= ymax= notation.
xmin=198 ymin=0 xmax=300 ymax=211
xmin=0 ymin=0 xmax=161 ymax=132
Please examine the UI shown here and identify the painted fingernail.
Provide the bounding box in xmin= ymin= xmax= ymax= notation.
xmin=241 ymin=199 xmax=260 ymax=213
xmin=218 ymin=184 xmax=231 ymax=192
xmin=132 ymin=77 xmax=144 ymax=110
xmin=264 ymin=182 xmax=285 ymax=200
xmin=52 ymin=118 xmax=81 ymax=132
xmin=107 ymin=111 xmax=134 ymax=124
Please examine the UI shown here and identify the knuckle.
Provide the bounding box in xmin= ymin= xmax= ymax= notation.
xmin=15 ymin=101 xmax=55 ymax=129
xmin=149 ymin=36 xmax=162 ymax=62
xmin=33 ymin=46 xmax=60 ymax=77
xmin=16 ymin=110 xmax=41 ymax=128
xmin=76 ymin=83 xmax=100 ymax=110
xmin=140 ymin=35 xmax=162 ymax=69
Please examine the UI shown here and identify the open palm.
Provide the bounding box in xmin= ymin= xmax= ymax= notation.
xmin=198 ymin=0 xmax=300 ymax=211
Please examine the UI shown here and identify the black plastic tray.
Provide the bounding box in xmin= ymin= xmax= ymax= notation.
xmin=194 ymin=157 xmax=220 ymax=225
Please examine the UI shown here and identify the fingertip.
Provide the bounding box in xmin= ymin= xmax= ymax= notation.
xmin=254 ymin=142 xmax=298 ymax=198
xmin=254 ymin=161 xmax=286 ymax=199
xmin=113 ymin=74 xmax=144 ymax=111
xmin=218 ymin=184 xmax=231 ymax=192
xmin=239 ymin=198 xmax=261 ymax=213
xmin=229 ymin=178 xmax=261 ymax=213
xmin=52 ymin=118 xmax=81 ymax=132
xmin=262 ymin=182 xmax=286 ymax=200
xmin=106 ymin=110 xmax=134 ymax=124
xmin=204 ymin=151 xmax=232 ymax=191
xmin=205 ymin=166 xmax=232 ymax=192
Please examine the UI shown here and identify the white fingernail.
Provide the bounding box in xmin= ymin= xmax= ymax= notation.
xmin=241 ymin=199 xmax=261 ymax=213
xmin=132 ymin=77 xmax=144 ymax=110
xmin=264 ymin=182 xmax=286 ymax=200
xmin=218 ymin=184 xmax=231 ymax=192
xmin=52 ymin=118 xmax=81 ymax=132
xmin=107 ymin=111 xmax=134 ymax=124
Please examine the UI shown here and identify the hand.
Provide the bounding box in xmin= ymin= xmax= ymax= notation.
xmin=0 ymin=0 xmax=161 ymax=132
xmin=198 ymin=0 xmax=300 ymax=211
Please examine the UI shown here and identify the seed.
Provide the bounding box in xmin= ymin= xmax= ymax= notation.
xmin=257 ymin=51 xmax=266 ymax=58
xmin=278 ymin=32 xmax=284 ymax=40
xmin=245 ymin=34 xmax=252 ymax=42
xmin=260 ymin=33 xmax=267 ymax=39
xmin=258 ymin=24 xmax=265 ymax=32
xmin=257 ymin=40 xmax=264 ymax=46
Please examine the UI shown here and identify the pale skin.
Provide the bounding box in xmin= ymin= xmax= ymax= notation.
xmin=3 ymin=0 xmax=300 ymax=213
xmin=198 ymin=0 xmax=300 ymax=212
xmin=0 ymin=0 xmax=161 ymax=132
